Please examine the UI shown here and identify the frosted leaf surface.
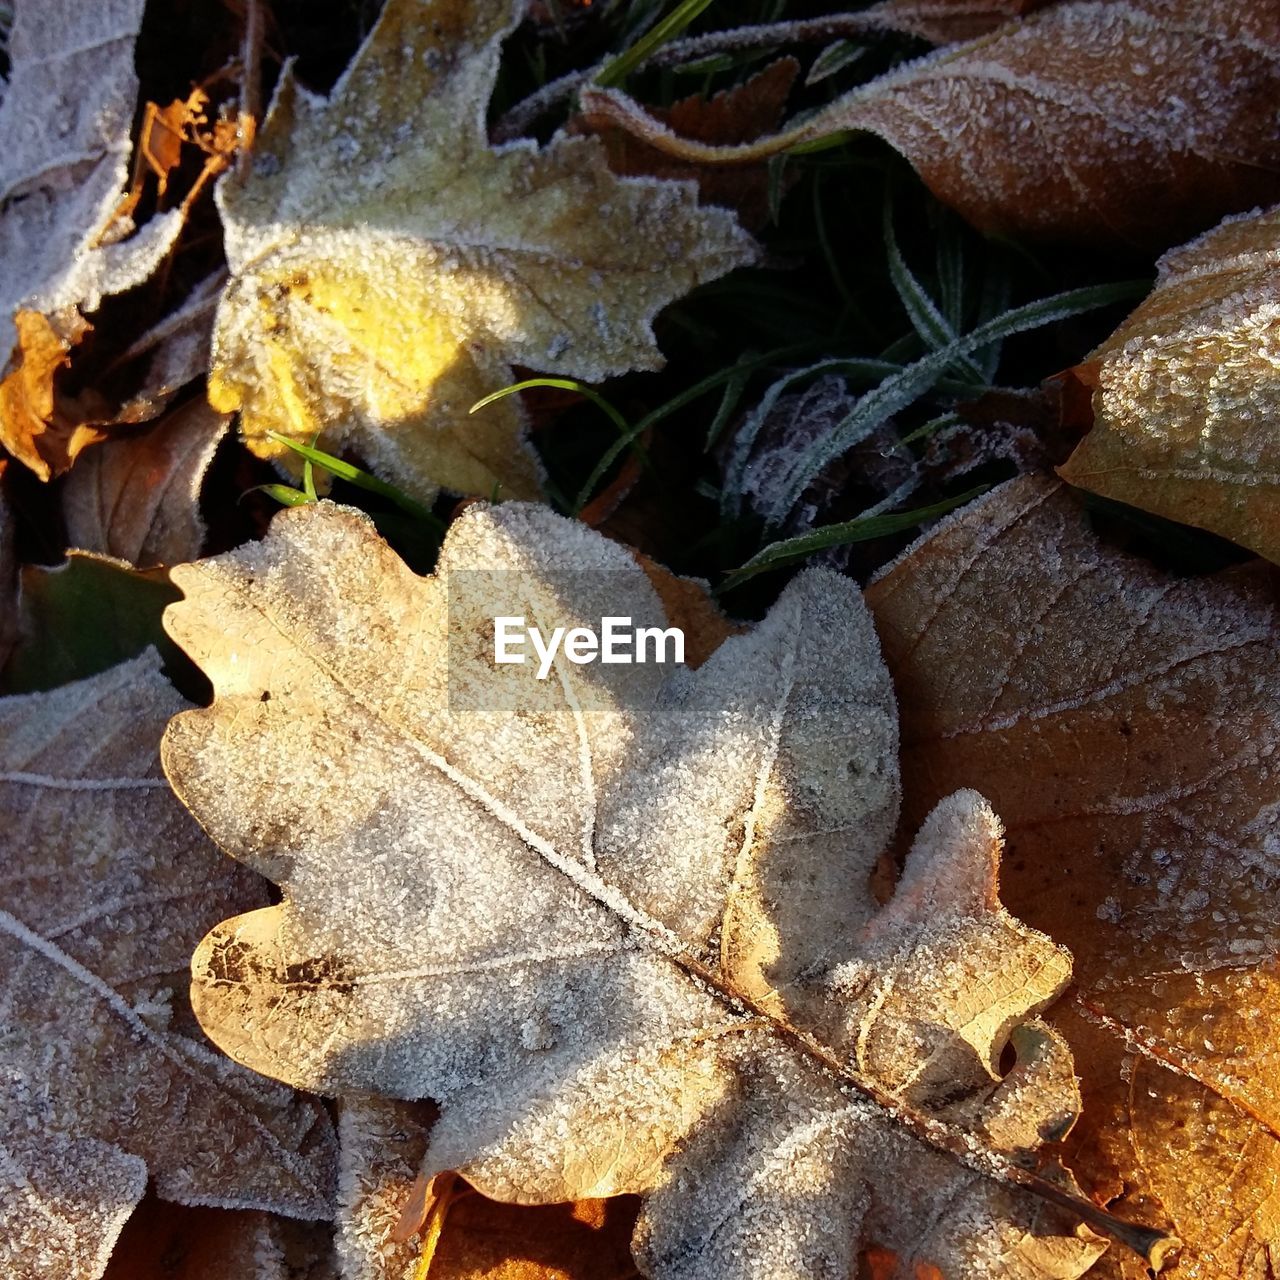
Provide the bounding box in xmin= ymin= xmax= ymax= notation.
xmin=582 ymin=1 xmax=1280 ymax=245
xmin=862 ymin=0 xmax=1056 ymax=43
xmin=1060 ymin=204 xmax=1280 ymax=563
xmin=165 ymin=500 xmax=1110 ymax=1279
xmin=62 ymin=400 xmax=230 ymax=568
xmin=208 ymin=0 xmax=755 ymax=503
xmin=868 ymin=476 xmax=1280 ymax=1275
xmin=0 ymin=0 xmax=183 ymax=475
xmin=0 ymin=652 xmax=338 ymax=1280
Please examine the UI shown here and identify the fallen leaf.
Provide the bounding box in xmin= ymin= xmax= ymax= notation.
xmin=0 ymin=310 xmax=102 ymax=477
xmin=1058 ymin=204 xmax=1280 ymax=562
xmin=866 ymin=475 xmax=1280 ymax=1277
xmin=338 ymin=1097 xmax=640 ymax=1280
xmin=162 ymin=499 xmax=1147 ymax=1279
xmin=1 ymin=554 xmax=182 ymax=694
xmin=581 ymin=1 xmax=1280 ymax=245
xmin=62 ymin=400 xmax=230 ymax=568
xmin=207 ymin=0 xmax=756 ymax=503
xmin=862 ymin=0 xmax=1057 ymax=43
xmin=0 ymin=0 xmax=185 ymax=476
xmin=0 ymin=652 xmax=338 ymax=1280
xmin=102 ymin=1197 xmax=296 ymax=1280
xmin=572 ymin=58 xmax=800 ymax=230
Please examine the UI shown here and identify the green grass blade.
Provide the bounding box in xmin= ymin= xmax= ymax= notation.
xmin=266 ymin=433 xmax=444 ymax=531
xmin=595 ymin=0 xmax=717 ymax=87
xmin=763 ymin=280 xmax=1146 ymax=524
xmin=719 ymin=488 xmax=986 ymax=592
xmin=250 ymin=483 xmax=314 ymax=507
xmin=883 ymin=194 xmax=986 ymax=384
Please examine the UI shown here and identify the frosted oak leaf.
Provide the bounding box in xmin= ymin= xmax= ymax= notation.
xmin=207 ymin=0 xmax=755 ymax=503
xmin=0 ymin=653 xmax=336 ymax=1280
xmin=868 ymin=476 xmax=1280 ymax=1276
xmin=1060 ymin=204 xmax=1280 ymax=563
xmin=163 ymin=501 xmax=1175 ymax=1277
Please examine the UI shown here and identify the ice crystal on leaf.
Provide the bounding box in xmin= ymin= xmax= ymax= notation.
xmin=0 ymin=653 xmax=337 ymax=1280
xmin=207 ymin=0 xmax=755 ymax=504
xmin=869 ymin=476 xmax=1280 ymax=1275
xmin=1060 ymin=204 xmax=1280 ymax=563
xmin=162 ymin=500 xmax=1124 ymax=1279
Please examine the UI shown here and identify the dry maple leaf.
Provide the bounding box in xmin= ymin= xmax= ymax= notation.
xmin=160 ymin=499 xmax=1169 ymax=1279
xmin=581 ymin=0 xmax=1280 ymax=246
xmin=0 ymin=652 xmax=337 ymax=1280
xmin=207 ymin=0 xmax=755 ymax=504
xmin=1058 ymin=204 xmax=1280 ymax=563
xmin=866 ymin=476 xmax=1280 ymax=1277
xmin=0 ymin=0 xmax=186 ymax=477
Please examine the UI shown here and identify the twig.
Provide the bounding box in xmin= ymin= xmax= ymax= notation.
xmin=238 ymin=0 xmax=264 ymax=177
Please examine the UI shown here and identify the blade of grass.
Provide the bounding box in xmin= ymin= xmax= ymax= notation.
xmin=719 ymin=488 xmax=985 ymax=592
xmin=248 ymin=483 xmax=313 ymax=508
xmin=764 ymin=280 xmax=1147 ymax=524
xmin=571 ymin=340 xmax=826 ymax=514
xmin=596 ymin=0 xmax=718 ymax=88
xmin=883 ymin=192 xmax=986 ymax=384
xmin=267 ymin=433 xmax=444 ymax=531
xmin=472 ymin=376 xmax=654 ymax=489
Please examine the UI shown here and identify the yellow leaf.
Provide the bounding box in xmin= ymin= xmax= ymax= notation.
xmin=1059 ymin=204 xmax=1280 ymax=561
xmin=209 ymin=0 xmax=756 ymax=503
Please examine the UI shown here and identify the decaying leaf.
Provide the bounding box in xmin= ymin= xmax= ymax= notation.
xmin=1059 ymin=204 xmax=1280 ymax=562
xmin=62 ymin=400 xmax=230 ymax=568
xmin=867 ymin=476 xmax=1280 ymax=1276
xmin=101 ymin=1198 xmax=296 ymax=1280
xmin=0 ymin=0 xmax=185 ymax=477
xmin=863 ymin=0 xmax=1056 ymax=43
xmin=1 ymin=554 xmax=182 ymax=694
xmin=582 ymin=1 xmax=1280 ymax=245
xmin=208 ymin=0 xmax=755 ymax=503
xmin=0 ymin=652 xmax=337 ymax=1280
xmin=572 ymin=58 xmax=800 ymax=231
xmin=161 ymin=499 xmax=1160 ymax=1279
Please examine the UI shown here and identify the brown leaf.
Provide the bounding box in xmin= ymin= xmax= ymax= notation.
xmin=581 ymin=1 xmax=1280 ymax=245
xmin=862 ymin=0 xmax=1057 ymax=43
xmin=0 ymin=652 xmax=338 ymax=1280
xmin=866 ymin=476 xmax=1280 ymax=1277
xmin=1059 ymin=204 xmax=1280 ymax=562
xmin=338 ymin=1097 xmax=639 ymax=1280
xmin=62 ymin=400 xmax=229 ymax=568
xmin=573 ymin=58 xmax=800 ymax=229
xmin=101 ymin=1198 xmax=298 ymax=1280
xmin=0 ymin=310 xmax=100 ymax=479
xmin=0 ymin=0 xmax=185 ymax=472
xmin=163 ymin=500 xmax=1146 ymax=1278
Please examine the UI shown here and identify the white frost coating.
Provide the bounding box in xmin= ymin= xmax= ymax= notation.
xmin=167 ymin=501 xmax=1102 ymax=1279
xmin=820 ymin=0 xmax=1280 ymax=241
xmin=868 ymin=475 xmax=1280 ymax=1189
xmin=208 ymin=0 xmax=756 ymax=502
xmin=0 ymin=652 xmax=338 ymax=1280
xmin=1061 ymin=203 xmax=1280 ymax=561
xmin=0 ymin=0 xmax=184 ymax=362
